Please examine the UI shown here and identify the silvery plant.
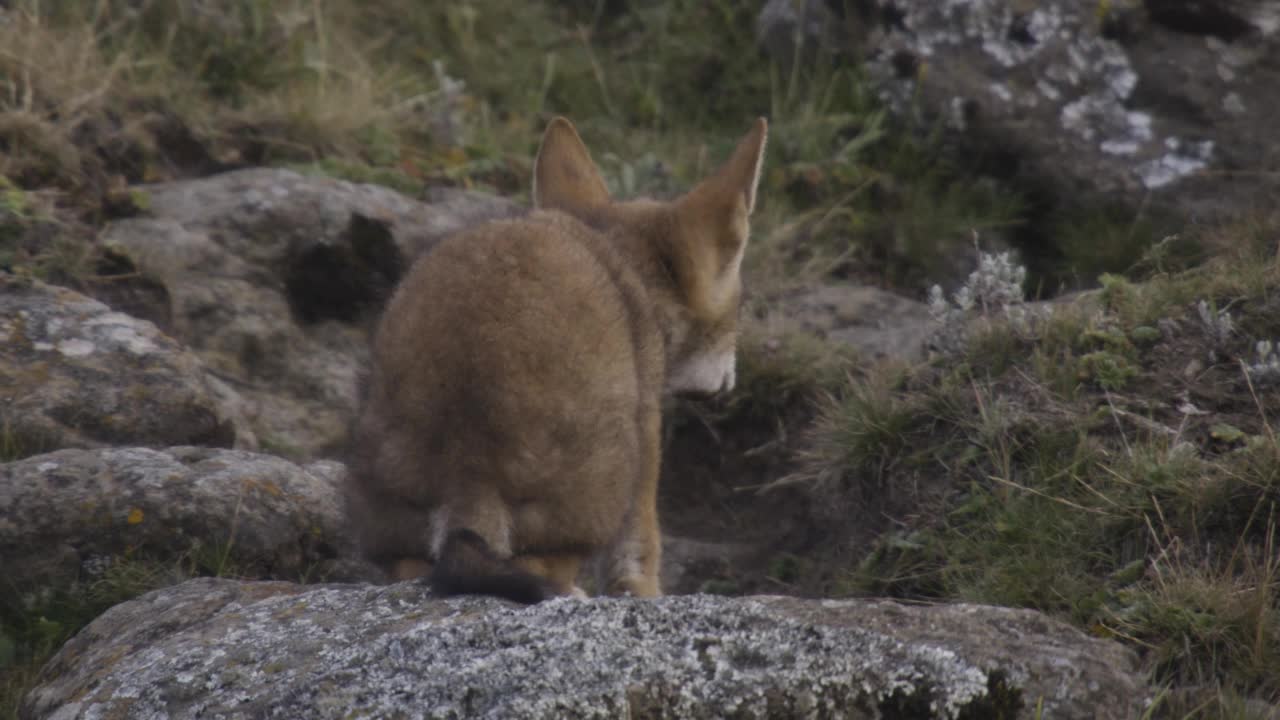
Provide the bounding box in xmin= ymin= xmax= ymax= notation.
xmin=927 ymin=248 xmax=1044 ymax=355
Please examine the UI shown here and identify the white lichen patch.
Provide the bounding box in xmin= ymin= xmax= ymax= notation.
xmin=1061 ymin=96 xmax=1161 ymax=166
xmin=15 ymin=291 xmax=167 ymax=359
xmin=55 ymin=339 xmax=96 ymax=357
xmin=870 ymin=0 xmax=1221 ymax=195
xmin=1138 ymin=140 xmax=1213 ymax=189
xmin=1102 ymin=140 xmax=1139 ymax=156
xmin=1253 ymin=5 xmax=1280 ymax=36
xmin=83 ymin=312 xmax=162 ymax=355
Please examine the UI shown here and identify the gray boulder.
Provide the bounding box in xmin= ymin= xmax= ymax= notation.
xmin=759 ymin=0 xmax=1280 ymax=223
xmin=23 ymin=578 xmax=1149 ymax=719
xmin=0 ymin=446 xmax=370 ymax=590
xmin=766 ymin=284 xmax=936 ymax=362
xmin=0 ymin=276 xmax=241 ymax=458
xmin=100 ymin=169 xmax=523 ymax=458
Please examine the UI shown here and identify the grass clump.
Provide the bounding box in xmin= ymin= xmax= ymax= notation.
xmin=0 ymin=555 xmax=191 ymax=718
xmin=795 ymin=367 xmax=926 ymax=493
xmin=0 ymin=535 xmax=316 ymax=717
xmin=722 ymin=329 xmax=859 ymax=423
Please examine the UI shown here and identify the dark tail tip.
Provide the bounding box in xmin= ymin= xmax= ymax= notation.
xmin=430 ymin=529 xmax=553 ymax=604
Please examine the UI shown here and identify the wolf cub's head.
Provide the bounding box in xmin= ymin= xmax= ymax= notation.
xmin=532 ymin=116 xmax=767 ymax=397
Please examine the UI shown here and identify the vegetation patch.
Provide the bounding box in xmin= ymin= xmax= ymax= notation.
xmin=798 ymin=241 xmax=1280 ymax=710
xmin=0 ymin=549 xmax=244 ymax=718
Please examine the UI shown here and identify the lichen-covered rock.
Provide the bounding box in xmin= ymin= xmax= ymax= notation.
xmin=0 ymin=276 xmax=241 ymax=458
xmin=100 ymin=169 xmax=523 ymax=458
xmin=22 ymin=578 xmax=1149 ymax=719
xmin=0 ymin=446 xmax=370 ymax=590
xmin=759 ymin=0 xmax=1280 ymax=223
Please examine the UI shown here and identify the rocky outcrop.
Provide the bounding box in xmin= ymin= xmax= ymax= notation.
xmin=23 ymin=578 xmax=1150 ymax=719
xmin=0 ymin=446 xmax=370 ymax=590
xmin=759 ymin=0 xmax=1280 ymax=224
xmin=100 ymin=169 xmax=523 ymax=458
xmin=767 ymin=284 xmax=936 ymax=361
xmin=0 ymin=276 xmax=242 ymax=459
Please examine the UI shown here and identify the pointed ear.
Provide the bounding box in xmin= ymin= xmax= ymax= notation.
xmin=724 ymin=117 xmax=768 ymax=215
xmin=704 ymin=117 xmax=768 ymax=216
xmin=674 ymin=118 xmax=768 ymax=254
xmin=668 ymin=119 xmax=768 ymax=310
xmin=533 ymin=117 xmax=611 ymax=214
xmin=676 ymin=117 xmax=768 ymax=231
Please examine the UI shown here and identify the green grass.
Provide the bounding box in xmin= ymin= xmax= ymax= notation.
xmin=0 ymin=552 xmax=222 ymax=718
xmin=806 ymin=243 xmax=1280 ymax=712
xmin=792 ymin=365 xmax=926 ymax=493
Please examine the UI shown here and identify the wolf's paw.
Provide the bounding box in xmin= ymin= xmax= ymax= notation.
xmin=608 ymin=575 xmax=662 ymax=598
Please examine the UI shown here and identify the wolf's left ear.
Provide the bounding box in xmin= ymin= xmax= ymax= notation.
xmin=533 ymin=116 xmax=612 ymax=215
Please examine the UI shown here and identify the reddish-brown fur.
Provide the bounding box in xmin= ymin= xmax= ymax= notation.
xmin=346 ymin=116 xmax=767 ymax=602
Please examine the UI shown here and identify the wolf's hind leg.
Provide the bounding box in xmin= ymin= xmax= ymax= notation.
xmin=599 ymin=405 xmax=663 ymax=598
xmin=514 ymin=553 xmax=587 ymax=598
xmin=389 ymin=557 xmax=432 ymax=581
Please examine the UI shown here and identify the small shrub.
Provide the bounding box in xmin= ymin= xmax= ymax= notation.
xmin=1079 ymin=350 xmax=1138 ymax=391
xmin=927 ymin=248 xmax=1045 ymax=356
xmin=1246 ymin=340 xmax=1280 ymax=386
xmin=1197 ymin=299 xmax=1235 ymax=349
xmin=1128 ymin=325 xmax=1161 ymax=347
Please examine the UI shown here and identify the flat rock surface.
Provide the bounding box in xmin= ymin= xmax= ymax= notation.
xmin=0 ymin=446 xmax=370 ymax=590
xmin=23 ymin=578 xmax=1149 ymax=719
xmin=0 ymin=276 xmax=239 ymax=458
xmin=772 ymin=284 xmax=936 ymax=362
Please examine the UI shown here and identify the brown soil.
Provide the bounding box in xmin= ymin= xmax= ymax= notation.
xmin=657 ymin=400 xmax=820 ymax=597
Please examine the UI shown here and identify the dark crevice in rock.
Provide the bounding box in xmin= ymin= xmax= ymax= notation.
xmin=877 ymin=686 xmax=936 ymax=719
xmin=284 ymin=213 xmax=404 ymax=324
xmin=921 ymin=130 xmax=1066 ymax=296
xmin=141 ymin=104 xmax=223 ymax=179
xmin=1144 ymin=0 xmax=1254 ymax=40
xmin=956 ymin=670 xmax=1024 ymax=719
xmin=89 ymin=248 xmax=173 ymax=333
xmin=1127 ymin=78 xmax=1213 ymax=128
xmin=889 ymin=49 xmax=919 ymax=79
xmin=1004 ymin=183 xmax=1067 ymax=297
xmin=879 ymin=2 xmax=907 ymax=32
xmin=872 ymin=670 xmax=1023 ymax=719
xmin=1006 ymin=15 xmax=1037 ymax=46
xmin=1099 ymin=8 xmax=1146 ymax=43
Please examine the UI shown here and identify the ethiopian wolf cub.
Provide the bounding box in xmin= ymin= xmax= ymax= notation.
xmin=346 ymin=116 xmax=767 ymax=602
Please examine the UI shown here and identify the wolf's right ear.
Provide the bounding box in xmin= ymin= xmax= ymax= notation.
xmin=533 ymin=117 xmax=611 ymax=215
